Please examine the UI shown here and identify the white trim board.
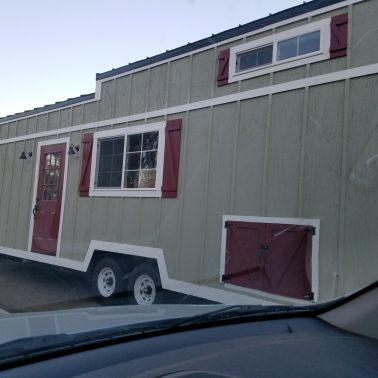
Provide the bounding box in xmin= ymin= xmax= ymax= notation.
xmin=0 ymin=241 xmax=275 ymax=305
xmin=1 ymin=62 xmax=378 ymax=146
xmin=27 ymin=138 xmax=70 ymax=257
xmin=220 ymin=215 xmax=320 ymax=302
xmin=0 ymin=0 xmax=364 ymax=126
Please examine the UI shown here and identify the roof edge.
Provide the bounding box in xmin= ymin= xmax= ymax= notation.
xmin=96 ymin=0 xmax=346 ymax=81
xmin=1 ymin=0 xmax=349 ymax=124
xmin=0 ymin=93 xmax=95 ymax=124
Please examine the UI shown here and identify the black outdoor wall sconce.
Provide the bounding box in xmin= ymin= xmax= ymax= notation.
xmin=68 ymin=144 xmax=80 ymax=156
xmin=19 ymin=150 xmax=33 ymax=160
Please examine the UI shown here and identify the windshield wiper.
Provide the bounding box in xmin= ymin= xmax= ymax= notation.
xmin=168 ymin=304 xmax=318 ymax=328
xmin=0 ymin=317 xmax=192 ymax=366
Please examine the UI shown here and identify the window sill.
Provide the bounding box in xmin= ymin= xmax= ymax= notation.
xmin=230 ymin=51 xmax=329 ymax=82
xmin=89 ymin=188 xmax=162 ymax=198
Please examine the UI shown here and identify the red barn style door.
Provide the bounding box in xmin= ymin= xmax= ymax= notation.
xmin=224 ymin=221 xmax=314 ymax=300
xmin=31 ymin=143 xmax=66 ymax=255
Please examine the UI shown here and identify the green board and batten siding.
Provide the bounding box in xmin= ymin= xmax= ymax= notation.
xmin=0 ymin=0 xmax=377 ymax=300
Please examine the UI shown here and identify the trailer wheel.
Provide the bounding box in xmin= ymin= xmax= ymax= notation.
xmin=127 ymin=265 xmax=161 ymax=305
xmin=92 ymin=258 xmax=124 ymax=303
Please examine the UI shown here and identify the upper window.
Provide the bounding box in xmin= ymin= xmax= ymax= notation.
xmin=229 ymin=18 xmax=330 ymax=82
xmin=277 ymin=30 xmax=320 ymax=61
xmin=236 ymin=44 xmax=273 ymax=72
xmin=90 ymin=123 xmax=165 ymax=197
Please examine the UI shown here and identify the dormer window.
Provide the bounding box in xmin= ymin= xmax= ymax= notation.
xmin=228 ymin=18 xmax=331 ymax=82
xmin=277 ymin=30 xmax=321 ymax=61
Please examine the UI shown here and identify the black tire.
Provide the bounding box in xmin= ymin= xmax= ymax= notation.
xmin=91 ymin=257 xmax=125 ymax=304
xmin=127 ymin=265 xmax=162 ymax=305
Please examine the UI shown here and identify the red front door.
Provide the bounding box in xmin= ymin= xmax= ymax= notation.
xmin=31 ymin=143 xmax=66 ymax=255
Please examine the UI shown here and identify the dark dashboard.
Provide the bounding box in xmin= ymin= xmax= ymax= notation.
xmin=1 ymin=284 xmax=377 ymax=378
xmin=1 ymin=316 xmax=377 ymax=378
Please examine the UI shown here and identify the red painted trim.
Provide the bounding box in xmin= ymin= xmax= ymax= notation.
xmin=161 ymin=119 xmax=182 ymax=198
xmin=79 ymin=133 xmax=94 ymax=197
xmin=330 ymin=13 xmax=348 ymax=59
xmin=217 ymin=49 xmax=230 ymax=86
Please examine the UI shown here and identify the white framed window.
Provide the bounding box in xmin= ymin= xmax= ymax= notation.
xmin=89 ymin=122 xmax=166 ymax=197
xmin=229 ymin=18 xmax=331 ymax=82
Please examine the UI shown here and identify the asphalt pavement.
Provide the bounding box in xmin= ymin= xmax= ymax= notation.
xmin=0 ymin=256 xmax=213 ymax=313
xmin=0 ymin=256 xmax=99 ymax=313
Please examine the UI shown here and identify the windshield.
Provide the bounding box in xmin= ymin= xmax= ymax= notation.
xmin=0 ymin=0 xmax=377 ymax=367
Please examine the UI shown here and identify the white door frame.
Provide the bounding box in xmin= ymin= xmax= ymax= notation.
xmin=27 ymin=138 xmax=70 ymax=257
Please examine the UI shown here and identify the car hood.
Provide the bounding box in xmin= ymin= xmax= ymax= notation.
xmin=0 ymin=305 xmax=224 ymax=345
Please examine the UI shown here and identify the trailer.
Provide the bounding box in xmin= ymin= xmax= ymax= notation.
xmin=0 ymin=0 xmax=377 ymax=305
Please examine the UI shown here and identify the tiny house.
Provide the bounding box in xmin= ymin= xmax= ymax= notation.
xmin=0 ymin=0 xmax=377 ymax=305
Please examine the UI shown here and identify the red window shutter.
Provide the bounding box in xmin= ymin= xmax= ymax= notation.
xmin=217 ymin=49 xmax=230 ymax=86
xmin=161 ymin=119 xmax=182 ymax=198
xmin=330 ymin=13 xmax=348 ymax=59
xmin=79 ymin=133 xmax=94 ymax=197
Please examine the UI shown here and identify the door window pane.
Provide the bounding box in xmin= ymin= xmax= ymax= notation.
xmin=42 ymin=152 xmax=62 ymax=201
